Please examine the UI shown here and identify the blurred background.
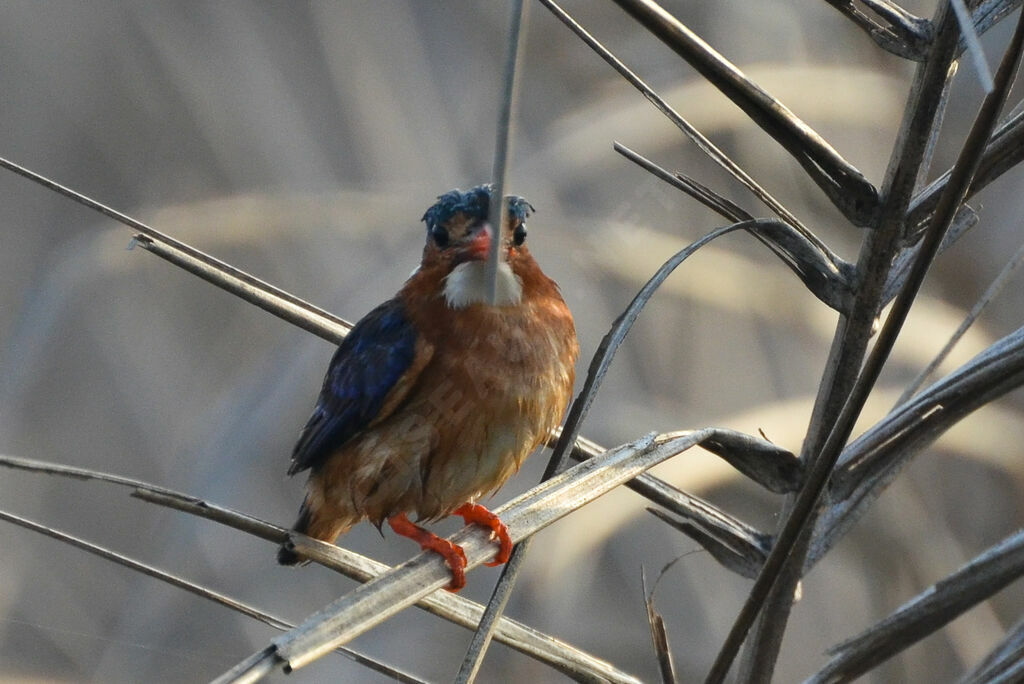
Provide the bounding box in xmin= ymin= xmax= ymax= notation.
xmin=2 ymin=1 xmax=1023 ymax=681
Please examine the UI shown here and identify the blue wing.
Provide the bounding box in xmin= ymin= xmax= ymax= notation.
xmin=288 ymin=298 xmax=421 ymax=475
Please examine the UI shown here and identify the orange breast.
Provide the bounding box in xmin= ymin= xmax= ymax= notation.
xmin=314 ymin=248 xmax=578 ymax=526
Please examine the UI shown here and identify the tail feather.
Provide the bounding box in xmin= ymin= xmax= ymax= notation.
xmin=277 ymin=495 xmax=354 ymax=566
xmin=277 ymin=497 xmax=314 ymax=566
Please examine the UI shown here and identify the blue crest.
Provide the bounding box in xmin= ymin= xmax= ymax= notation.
xmin=421 ymin=184 xmax=534 ymax=232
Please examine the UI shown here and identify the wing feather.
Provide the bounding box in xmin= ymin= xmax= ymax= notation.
xmin=287 ymin=298 xmax=429 ymax=475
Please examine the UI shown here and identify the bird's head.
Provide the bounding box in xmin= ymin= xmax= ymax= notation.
xmin=418 ymin=185 xmax=537 ymax=308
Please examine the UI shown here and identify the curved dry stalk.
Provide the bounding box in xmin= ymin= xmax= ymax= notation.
xmin=549 ymin=219 xmax=782 ymax=482
xmin=807 ymin=529 xmax=1024 ymax=684
xmin=610 ymin=0 xmax=879 ymax=225
xmin=613 ymin=142 xmax=855 ymax=314
xmin=0 ymin=509 xmax=425 ymax=684
xmin=613 ymin=142 xmax=751 ymax=223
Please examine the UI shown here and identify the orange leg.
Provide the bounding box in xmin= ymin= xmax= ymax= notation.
xmin=453 ymin=503 xmax=513 ymax=567
xmin=388 ymin=513 xmax=468 ymax=592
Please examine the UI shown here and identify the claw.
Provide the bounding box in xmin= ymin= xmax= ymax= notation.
xmin=453 ymin=502 xmax=513 ymax=566
xmin=388 ymin=513 xmax=468 ymax=591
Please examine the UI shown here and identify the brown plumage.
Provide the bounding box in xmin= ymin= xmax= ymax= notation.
xmin=279 ymin=186 xmax=577 ymax=589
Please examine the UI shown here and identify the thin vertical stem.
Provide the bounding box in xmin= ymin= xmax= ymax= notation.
xmin=485 ymin=0 xmax=527 ymax=306
xmin=459 ymin=1 xmax=529 ymax=679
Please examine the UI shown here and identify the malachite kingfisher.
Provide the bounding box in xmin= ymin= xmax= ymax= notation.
xmin=277 ymin=185 xmax=578 ymax=591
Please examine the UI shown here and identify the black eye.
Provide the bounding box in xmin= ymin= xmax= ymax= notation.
xmin=512 ymin=223 xmax=527 ymax=246
xmin=430 ymin=225 xmax=449 ymax=248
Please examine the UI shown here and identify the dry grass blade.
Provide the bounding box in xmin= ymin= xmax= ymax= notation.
xmin=536 ymin=0 xmax=823 ymax=245
xmin=610 ymin=0 xmax=879 ymax=225
xmin=821 ymin=0 xmax=931 ymax=59
xmin=0 ymin=453 xmax=187 ymax=497
xmin=951 ymin=0 xmax=996 ymax=91
xmin=562 ymin=431 xmax=773 ymax=549
xmin=709 ymin=5 xmax=1024 ymax=679
xmin=219 ymin=431 xmax=712 ymax=680
xmin=974 ymin=0 xmax=1024 ymax=40
xmin=613 ymin=142 xmax=855 ymax=313
xmin=959 ymin=615 xmax=1024 ymax=684
xmin=807 ymin=529 xmax=1024 ymax=684
xmin=613 ymin=142 xmax=751 ymax=223
xmin=816 ymin=323 xmax=1024 ymax=560
xmin=648 ymin=508 xmax=766 ymax=580
xmin=133 ymin=234 xmax=350 ymax=344
xmin=904 ymin=109 xmax=1024 ymax=241
xmin=0 ymin=454 xmax=639 ymax=683
xmin=642 ymin=568 xmax=678 ymax=684
xmin=0 ymin=509 xmax=425 ymax=684
xmin=0 ymin=156 xmax=349 ymax=333
xmin=897 ymin=238 xmax=1024 ymax=404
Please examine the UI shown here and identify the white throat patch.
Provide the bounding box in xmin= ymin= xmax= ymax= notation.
xmin=443 ymin=261 xmax=523 ymax=309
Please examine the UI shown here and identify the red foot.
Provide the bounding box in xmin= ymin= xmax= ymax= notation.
xmin=453 ymin=503 xmax=513 ymax=567
xmin=388 ymin=513 xmax=468 ymax=591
